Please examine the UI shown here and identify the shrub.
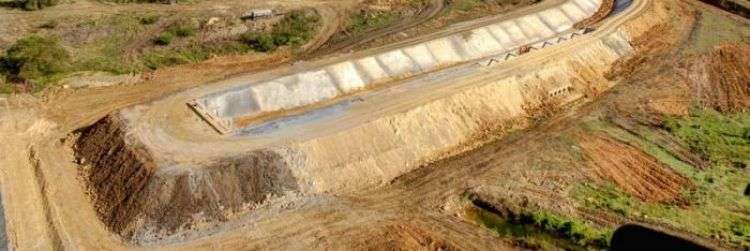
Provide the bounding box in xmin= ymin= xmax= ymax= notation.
xmin=0 ymin=35 xmax=70 ymax=82
xmin=17 ymin=0 xmax=59 ymax=10
xmin=140 ymin=15 xmax=160 ymax=25
xmin=238 ymin=9 xmax=320 ymax=52
xmin=240 ymin=31 xmax=277 ymax=52
xmin=271 ymin=9 xmax=321 ymax=47
xmin=171 ymin=25 xmax=196 ymax=37
xmin=154 ymin=31 xmax=175 ymax=45
xmin=346 ymin=11 xmax=399 ymax=34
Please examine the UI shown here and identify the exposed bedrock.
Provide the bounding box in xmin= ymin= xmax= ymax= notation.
xmin=74 ymin=116 xmax=299 ymax=240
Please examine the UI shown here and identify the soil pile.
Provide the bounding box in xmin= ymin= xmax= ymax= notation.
xmin=74 ymin=114 xmax=300 ymax=242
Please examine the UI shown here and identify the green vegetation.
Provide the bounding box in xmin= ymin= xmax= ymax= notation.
xmin=664 ymin=109 xmax=750 ymax=167
xmin=466 ymin=202 xmax=611 ymax=250
xmin=4 ymin=0 xmax=60 ymax=10
xmin=140 ymin=15 xmax=160 ymax=25
xmin=345 ymin=11 xmax=400 ymax=35
xmin=685 ymin=10 xmax=750 ymax=55
xmin=240 ymin=32 xmax=277 ymax=52
xmin=575 ymin=109 xmax=750 ymax=248
xmin=0 ymin=35 xmax=71 ymax=90
xmin=143 ymin=42 xmax=252 ymax=69
xmin=241 ymin=9 xmax=321 ymax=52
xmin=154 ymin=31 xmax=175 ymax=45
xmin=1 ymin=8 xmax=321 ymax=92
xmin=154 ymin=22 xmax=197 ymax=45
xmin=453 ymin=0 xmax=481 ymax=11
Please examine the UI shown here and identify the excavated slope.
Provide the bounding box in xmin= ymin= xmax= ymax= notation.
xmin=75 ymin=116 xmax=299 ymax=239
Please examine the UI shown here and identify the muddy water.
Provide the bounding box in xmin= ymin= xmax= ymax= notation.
xmin=611 ymin=0 xmax=634 ymax=15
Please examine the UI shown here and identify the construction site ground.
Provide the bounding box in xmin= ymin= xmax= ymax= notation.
xmin=0 ymin=0 xmax=749 ymax=250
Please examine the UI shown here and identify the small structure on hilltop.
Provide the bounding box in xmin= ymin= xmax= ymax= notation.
xmin=241 ymin=9 xmax=275 ymax=20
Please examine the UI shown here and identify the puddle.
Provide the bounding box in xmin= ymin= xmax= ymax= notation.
xmin=611 ymin=224 xmax=711 ymax=251
xmin=611 ymin=0 xmax=634 ymax=16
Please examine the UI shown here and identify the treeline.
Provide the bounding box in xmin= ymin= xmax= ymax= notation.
xmin=2 ymin=0 xmax=60 ymax=10
xmin=4 ymin=0 xmax=180 ymax=11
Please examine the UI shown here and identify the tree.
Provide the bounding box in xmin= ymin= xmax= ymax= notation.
xmin=1 ymin=35 xmax=70 ymax=82
xmin=19 ymin=0 xmax=60 ymax=10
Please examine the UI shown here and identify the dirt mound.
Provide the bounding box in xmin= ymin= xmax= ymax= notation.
xmin=73 ymin=115 xmax=157 ymax=236
xmin=74 ymin=114 xmax=299 ymax=242
xmin=576 ymin=133 xmax=691 ymax=203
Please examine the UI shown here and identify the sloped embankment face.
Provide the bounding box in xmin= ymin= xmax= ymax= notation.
xmin=74 ymin=115 xmax=299 ymax=242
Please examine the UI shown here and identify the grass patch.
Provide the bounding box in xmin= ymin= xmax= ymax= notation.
xmin=663 ymin=108 xmax=750 ymax=167
xmin=143 ymin=41 xmax=252 ymax=69
xmin=575 ymin=109 xmax=750 ymax=248
xmin=139 ymin=15 xmax=160 ymax=25
xmin=453 ymin=0 xmax=481 ymax=11
xmin=345 ymin=10 xmax=401 ymax=35
xmin=685 ymin=9 xmax=750 ymax=55
xmin=154 ymin=22 xmax=197 ymax=45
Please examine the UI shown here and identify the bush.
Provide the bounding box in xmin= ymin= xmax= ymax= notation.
xmin=0 ymin=35 xmax=70 ymax=82
xmin=154 ymin=31 xmax=175 ymax=45
xmin=238 ymin=9 xmax=320 ymax=52
xmin=20 ymin=0 xmax=60 ymax=10
xmin=346 ymin=11 xmax=400 ymax=34
xmin=240 ymin=31 xmax=277 ymax=52
xmin=271 ymin=9 xmax=321 ymax=47
xmin=140 ymin=15 xmax=160 ymax=25
xmin=172 ymin=25 xmax=196 ymax=37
